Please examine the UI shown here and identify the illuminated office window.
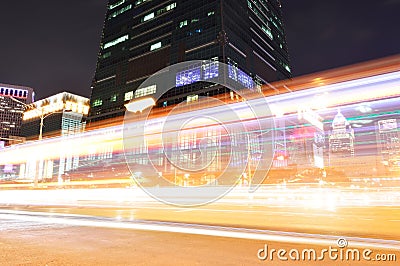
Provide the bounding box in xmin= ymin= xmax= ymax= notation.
xmin=176 ymin=66 xmax=201 ymax=87
xmin=111 ymin=94 xmax=117 ymax=102
xmin=187 ymin=94 xmax=199 ymax=103
xmin=141 ymin=3 xmax=176 ymax=23
xmin=134 ymin=85 xmax=157 ymax=98
xmin=135 ymin=0 xmax=152 ymax=6
xmin=202 ymin=59 xmax=219 ymax=80
xmin=150 ymin=42 xmax=162 ymax=51
xmin=104 ymin=35 xmax=129 ymax=49
xmin=143 ymin=12 xmax=155 ymax=22
xmin=228 ymin=64 xmax=254 ymax=88
xmin=156 ymin=2 xmax=176 ymax=15
xmin=109 ymin=0 xmax=125 ymax=10
xmin=262 ymin=25 xmax=273 ymax=40
xmin=176 ymin=59 xmax=219 ymax=87
xmin=124 ymin=91 xmax=134 ymax=101
xmin=179 ymin=20 xmax=188 ymax=28
xmin=102 ymin=52 xmax=111 ymax=59
xmin=92 ymin=99 xmax=103 ymax=107
xmin=166 ymin=3 xmax=177 ymax=11
xmin=109 ymin=4 xmax=132 ymax=19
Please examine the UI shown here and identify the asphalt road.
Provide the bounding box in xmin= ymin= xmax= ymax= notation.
xmin=0 ymin=186 xmax=399 ymax=265
xmin=1 ymin=199 xmax=399 ymax=240
xmin=0 ymin=216 xmax=398 ymax=266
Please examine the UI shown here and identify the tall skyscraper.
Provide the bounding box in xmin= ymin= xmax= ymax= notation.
xmin=0 ymin=83 xmax=35 ymax=144
xmin=89 ymin=0 xmax=291 ymax=122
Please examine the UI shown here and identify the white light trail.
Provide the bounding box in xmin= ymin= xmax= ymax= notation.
xmin=0 ymin=210 xmax=399 ymax=251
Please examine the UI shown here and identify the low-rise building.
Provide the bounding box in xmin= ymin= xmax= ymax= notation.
xmin=21 ymin=92 xmax=90 ymax=139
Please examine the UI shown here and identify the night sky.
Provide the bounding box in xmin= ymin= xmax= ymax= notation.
xmin=0 ymin=0 xmax=399 ymax=100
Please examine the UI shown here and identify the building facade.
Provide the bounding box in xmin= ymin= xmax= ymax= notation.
xmin=0 ymin=83 xmax=35 ymax=144
xmin=376 ymin=118 xmax=400 ymax=172
xmin=89 ymin=0 xmax=291 ymax=122
xmin=21 ymin=92 xmax=90 ymax=139
xmin=328 ymin=110 xmax=355 ymax=167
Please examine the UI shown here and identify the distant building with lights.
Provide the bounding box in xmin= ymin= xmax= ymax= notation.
xmin=0 ymin=83 xmax=35 ymax=145
xmin=89 ymin=0 xmax=291 ymax=122
xmin=289 ymin=126 xmax=317 ymax=168
xmin=21 ymin=92 xmax=90 ymax=139
xmin=376 ymin=118 xmax=400 ymax=172
xmin=329 ymin=110 xmax=355 ymax=167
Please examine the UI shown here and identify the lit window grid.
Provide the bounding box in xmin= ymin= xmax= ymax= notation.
xmin=187 ymin=94 xmax=199 ymax=103
xmin=109 ymin=0 xmax=125 ymax=10
xmin=176 ymin=60 xmax=219 ymax=87
xmin=134 ymin=85 xmax=157 ymax=98
xmin=92 ymin=99 xmax=103 ymax=107
xmin=125 ymin=91 xmax=134 ymax=101
xmin=141 ymin=2 xmax=176 ymax=23
xmin=104 ymin=35 xmax=129 ymax=49
xmin=108 ymin=4 xmax=132 ymax=19
xmin=228 ymin=64 xmax=255 ymax=88
xmin=176 ymin=68 xmax=201 ymax=87
xmin=0 ymin=96 xmax=24 ymax=138
xmin=0 ymin=87 xmax=29 ymax=98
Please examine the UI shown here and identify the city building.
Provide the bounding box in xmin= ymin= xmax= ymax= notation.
xmin=21 ymin=92 xmax=90 ymax=139
xmin=1 ymin=55 xmax=399 ymax=185
xmin=0 ymin=83 xmax=35 ymax=145
xmin=376 ymin=118 xmax=400 ymax=172
xmin=328 ymin=110 xmax=355 ymax=167
xmin=89 ymin=0 xmax=291 ymax=122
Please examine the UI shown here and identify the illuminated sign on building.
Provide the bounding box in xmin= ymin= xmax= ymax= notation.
xmin=175 ymin=61 xmax=255 ymax=89
xmin=176 ymin=60 xmax=219 ymax=87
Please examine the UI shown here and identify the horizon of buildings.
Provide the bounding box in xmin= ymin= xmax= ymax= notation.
xmin=1 ymin=55 xmax=399 ymax=183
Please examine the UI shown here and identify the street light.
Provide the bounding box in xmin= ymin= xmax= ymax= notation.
xmin=38 ymin=110 xmax=71 ymax=140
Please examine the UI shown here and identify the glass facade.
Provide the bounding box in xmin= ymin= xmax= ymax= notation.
xmin=89 ymin=0 xmax=290 ymax=122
